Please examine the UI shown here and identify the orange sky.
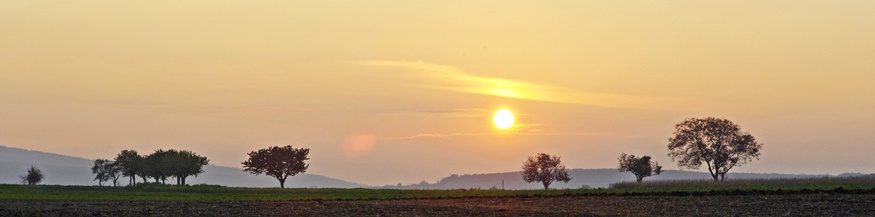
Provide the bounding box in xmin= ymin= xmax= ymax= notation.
xmin=2 ymin=1 xmax=874 ymax=185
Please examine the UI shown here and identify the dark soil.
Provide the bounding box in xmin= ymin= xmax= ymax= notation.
xmin=2 ymin=193 xmax=874 ymax=216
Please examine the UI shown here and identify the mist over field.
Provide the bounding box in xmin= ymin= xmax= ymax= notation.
xmin=0 ymin=145 xmax=365 ymax=188
xmin=3 ymin=145 xmax=867 ymax=189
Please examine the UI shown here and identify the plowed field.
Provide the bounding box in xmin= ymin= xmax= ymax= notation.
xmin=3 ymin=193 xmax=873 ymax=216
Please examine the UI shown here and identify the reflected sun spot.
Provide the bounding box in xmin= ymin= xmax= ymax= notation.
xmin=344 ymin=134 xmax=376 ymax=157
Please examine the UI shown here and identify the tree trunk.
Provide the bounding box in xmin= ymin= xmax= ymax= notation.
xmin=181 ymin=176 xmax=186 ymax=186
xmin=279 ymin=177 xmax=286 ymax=188
xmin=542 ymin=182 xmax=550 ymax=190
xmin=706 ymin=161 xmax=720 ymax=181
xmin=636 ymin=176 xmax=644 ymax=183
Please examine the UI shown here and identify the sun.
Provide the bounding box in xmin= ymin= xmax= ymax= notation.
xmin=493 ymin=109 xmax=515 ymax=129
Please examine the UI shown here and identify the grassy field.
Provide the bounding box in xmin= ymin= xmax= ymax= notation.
xmin=2 ymin=176 xmax=874 ymax=201
xmin=610 ymin=176 xmax=875 ymax=192
xmin=0 ymin=184 xmax=579 ymax=201
xmin=3 ymin=178 xmax=875 ymax=216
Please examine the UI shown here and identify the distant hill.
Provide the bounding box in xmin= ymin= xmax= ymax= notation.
xmin=0 ymin=145 xmax=367 ymax=188
xmin=381 ymin=169 xmax=847 ymax=190
xmin=187 ymin=165 xmax=369 ymax=188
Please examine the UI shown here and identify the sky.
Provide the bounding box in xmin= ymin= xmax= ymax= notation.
xmin=2 ymin=1 xmax=874 ymax=186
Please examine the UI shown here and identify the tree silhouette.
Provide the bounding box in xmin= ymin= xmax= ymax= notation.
xmin=618 ymin=153 xmax=662 ymax=182
xmin=92 ymin=159 xmax=112 ymax=186
xmin=521 ymin=153 xmax=572 ymax=189
xmin=143 ymin=149 xmax=171 ymax=184
xmin=668 ymin=117 xmax=763 ymax=181
xmin=21 ymin=165 xmax=44 ymax=185
xmin=114 ymin=149 xmax=208 ymax=185
xmin=114 ymin=150 xmax=143 ymax=186
xmin=107 ymin=162 xmax=122 ymax=186
xmin=165 ymin=149 xmax=209 ymax=185
xmin=242 ymin=145 xmax=310 ymax=188
xmin=139 ymin=149 xmax=209 ymax=185
xmin=91 ymin=160 xmax=124 ymax=187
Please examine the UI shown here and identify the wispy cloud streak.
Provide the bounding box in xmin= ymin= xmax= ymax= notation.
xmin=378 ymin=132 xmax=635 ymax=141
xmin=381 ymin=108 xmax=492 ymax=118
xmin=358 ymin=60 xmax=699 ymax=110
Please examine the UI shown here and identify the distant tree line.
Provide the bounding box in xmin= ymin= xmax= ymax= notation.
xmin=91 ymin=145 xmax=312 ymax=188
xmin=31 ymin=116 xmax=763 ymax=188
xmin=92 ymin=149 xmax=209 ymax=186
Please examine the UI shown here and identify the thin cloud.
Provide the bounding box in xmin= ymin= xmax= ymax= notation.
xmin=357 ymin=60 xmax=712 ymax=110
xmin=379 ymin=133 xmax=495 ymax=140
xmin=378 ymin=131 xmax=636 ymax=141
xmin=381 ymin=108 xmax=493 ymax=118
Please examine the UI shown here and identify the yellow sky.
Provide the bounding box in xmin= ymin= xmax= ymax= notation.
xmin=2 ymin=1 xmax=874 ymax=185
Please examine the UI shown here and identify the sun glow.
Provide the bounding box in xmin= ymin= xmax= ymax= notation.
xmin=493 ymin=109 xmax=515 ymax=129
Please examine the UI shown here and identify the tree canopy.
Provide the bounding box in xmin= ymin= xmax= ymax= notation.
xmin=521 ymin=153 xmax=572 ymax=189
xmin=140 ymin=149 xmax=209 ymax=185
xmin=668 ymin=117 xmax=763 ymax=181
xmin=618 ymin=153 xmax=662 ymax=183
xmin=242 ymin=145 xmax=310 ymax=188
xmin=111 ymin=149 xmax=207 ymax=186
xmin=114 ymin=150 xmax=143 ymax=186
xmin=143 ymin=149 xmax=172 ymax=184
xmin=21 ymin=165 xmax=44 ymax=185
xmin=165 ymin=149 xmax=209 ymax=185
xmin=91 ymin=159 xmax=122 ymax=186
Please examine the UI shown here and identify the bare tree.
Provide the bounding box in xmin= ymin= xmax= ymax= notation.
xmin=521 ymin=153 xmax=572 ymax=189
xmin=668 ymin=117 xmax=763 ymax=181
xmin=618 ymin=153 xmax=662 ymax=182
xmin=21 ymin=165 xmax=44 ymax=185
xmin=242 ymin=145 xmax=310 ymax=188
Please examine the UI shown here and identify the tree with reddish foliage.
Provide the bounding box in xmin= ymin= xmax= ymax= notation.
xmin=521 ymin=153 xmax=572 ymax=189
xmin=242 ymin=145 xmax=310 ymax=188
